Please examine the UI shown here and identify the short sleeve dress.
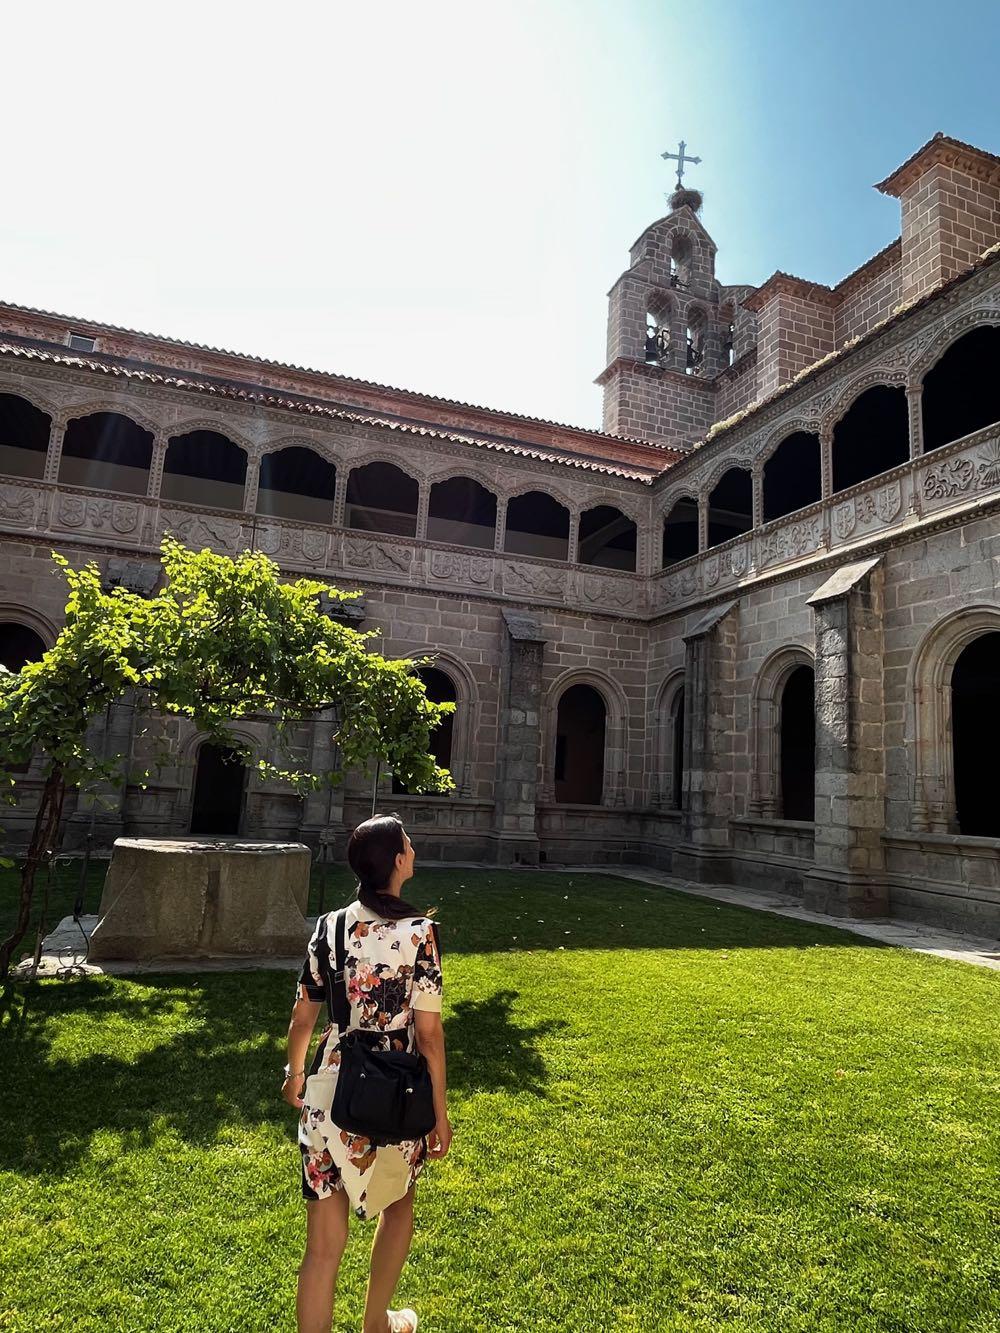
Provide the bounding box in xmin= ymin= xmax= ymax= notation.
xmin=296 ymin=898 xmax=443 ymax=1219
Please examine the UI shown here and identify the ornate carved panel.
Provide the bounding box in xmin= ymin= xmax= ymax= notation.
xmin=55 ymin=494 xmax=140 ymax=535
xmin=342 ymin=536 xmax=413 ymax=574
xmin=0 ymin=484 xmax=37 ymax=526
xmin=502 ymin=561 xmax=565 ymax=600
xmin=430 ymin=550 xmax=494 ymax=587
xmin=157 ymin=508 xmax=243 ymax=552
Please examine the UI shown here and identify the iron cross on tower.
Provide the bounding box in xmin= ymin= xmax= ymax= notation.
xmin=661 ymin=139 xmax=701 ymax=189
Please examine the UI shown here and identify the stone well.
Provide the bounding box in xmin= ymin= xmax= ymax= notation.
xmin=88 ymin=837 xmax=312 ymax=962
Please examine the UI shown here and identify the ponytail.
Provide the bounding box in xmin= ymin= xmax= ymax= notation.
xmin=346 ymin=814 xmax=429 ymax=921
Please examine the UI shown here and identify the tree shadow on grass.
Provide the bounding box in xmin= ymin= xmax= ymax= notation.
xmin=0 ymin=971 xmax=307 ymax=1178
xmin=0 ymin=975 xmax=565 ymax=1177
xmin=444 ymin=989 xmax=566 ymax=1097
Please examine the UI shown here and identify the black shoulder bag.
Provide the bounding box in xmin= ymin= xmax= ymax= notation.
xmin=327 ymin=908 xmax=437 ymax=1146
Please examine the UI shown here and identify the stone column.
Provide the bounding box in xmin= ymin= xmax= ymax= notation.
xmin=332 ymin=469 xmax=348 ymax=529
xmin=493 ymin=610 xmax=547 ymax=864
xmin=751 ymin=462 xmax=764 ymax=530
xmin=43 ymin=418 xmax=66 ymax=484
xmin=495 ymin=498 xmax=508 ymax=553
xmin=415 ymin=482 xmax=430 ymax=542
xmin=906 ymin=385 xmax=925 ymax=460
xmin=243 ymin=450 xmax=261 ymax=514
xmin=679 ymin=601 xmax=739 ymax=863
xmin=147 ymin=432 xmax=169 ymax=499
xmin=567 ymin=511 xmax=580 ymax=564
xmin=803 ymin=557 xmax=888 ymax=918
xmin=697 ymin=495 xmax=709 ymax=552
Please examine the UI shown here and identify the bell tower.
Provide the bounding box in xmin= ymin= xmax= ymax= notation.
xmin=596 ymin=145 xmax=724 ymax=445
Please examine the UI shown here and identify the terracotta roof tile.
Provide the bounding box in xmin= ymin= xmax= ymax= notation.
xmin=0 ymin=339 xmax=664 ymax=484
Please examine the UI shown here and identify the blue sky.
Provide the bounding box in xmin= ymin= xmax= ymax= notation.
xmin=2 ymin=1 xmax=997 ymax=429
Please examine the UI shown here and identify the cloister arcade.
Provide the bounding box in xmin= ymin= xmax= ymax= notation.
xmin=660 ymin=320 xmax=1000 ymax=567
xmin=0 ymin=401 xmax=640 ymax=571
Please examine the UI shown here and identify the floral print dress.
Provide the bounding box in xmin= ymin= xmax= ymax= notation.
xmin=296 ymin=899 xmax=443 ymax=1219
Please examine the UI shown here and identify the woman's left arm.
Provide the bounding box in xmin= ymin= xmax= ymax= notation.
xmin=282 ymin=994 xmax=324 ymax=1107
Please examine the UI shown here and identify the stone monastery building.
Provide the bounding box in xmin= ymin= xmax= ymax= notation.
xmin=2 ymin=132 xmax=1000 ymax=936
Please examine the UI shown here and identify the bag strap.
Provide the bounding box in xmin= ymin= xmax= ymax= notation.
xmin=327 ymin=907 xmax=351 ymax=1035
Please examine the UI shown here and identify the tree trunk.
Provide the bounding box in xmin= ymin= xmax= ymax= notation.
xmin=0 ymin=766 xmax=65 ymax=981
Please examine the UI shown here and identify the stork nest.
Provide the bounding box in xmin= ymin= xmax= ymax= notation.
xmin=669 ymin=186 xmax=703 ymax=213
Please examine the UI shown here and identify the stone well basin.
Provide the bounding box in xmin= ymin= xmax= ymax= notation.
xmin=87 ymin=837 xmax=312 ymax=962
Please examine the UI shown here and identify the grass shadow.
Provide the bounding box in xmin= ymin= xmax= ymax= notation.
xmin=444 ymin=988 xmax=567 ymax=1096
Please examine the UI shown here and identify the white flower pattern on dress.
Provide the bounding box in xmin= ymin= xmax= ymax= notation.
xmin=296 ymin=900 xmax=443 ymax=1219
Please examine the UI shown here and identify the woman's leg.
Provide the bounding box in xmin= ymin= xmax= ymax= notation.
xmin=361 ymin=1187 xmax=416 ymax=1333
xmin=297 ymin=1189 xmax=350 ymax=1333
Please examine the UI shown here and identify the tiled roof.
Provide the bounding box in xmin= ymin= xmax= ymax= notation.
xmin=0 ymin=339 xmax=664 ymax=484
xmin=0 ymin=298 xmax=666 ymax=452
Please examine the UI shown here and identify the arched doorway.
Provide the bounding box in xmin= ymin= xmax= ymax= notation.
xmin=780 ymin=665 xmax=815 ymax=821
xmin=0 ymin=622 xmax=47 ymax=671
xmin=393 ymin=667 xmax=457 ymax=794
xmin=190 ymin=743 xmax=246 ymax=835
xmin=0 ymin=622 xmax=47 ymax=773
xmin=554 ymin=684 xmax=606 ymax=805
xmin=952 ymin=633 xmax=1000 ymax=837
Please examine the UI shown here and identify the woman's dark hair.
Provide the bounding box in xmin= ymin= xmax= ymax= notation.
xmin=347 ymin=814 xmax=427 ymax=921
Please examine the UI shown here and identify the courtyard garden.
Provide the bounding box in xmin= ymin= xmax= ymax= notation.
xmin=1 ymin=867 xmax=999 ymax=1332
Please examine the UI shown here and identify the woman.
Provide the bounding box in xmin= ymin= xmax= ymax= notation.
xmin=283 ymin=815 xmax=452 ymax=1333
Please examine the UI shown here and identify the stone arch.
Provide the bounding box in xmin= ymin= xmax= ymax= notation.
xmin=427 ymin=474 xmax=498 ymax=550
xmin=60 ymin=410 xmax=155 ymax=496
xmin=261 ymin=433 xmax=343 ymax=469
xmin=918 ymin=319 xmax=1000 ymax=452
xmin=163 ymin=428 xmax=249 ymax=511
xmin=502 ymin=487 xmax=572 ymax=561
xmin=577 ymin=502 xmax=638 ymax=571
xmin=346 ymin=449 xmax=427 ymax=485
xmin=0 ymin=612 xmax=53 ymax=774
xmin=645 ymin=289 xmax=676 ymax=367
xmin=345 ymin=458 xmax=421 ymax=538
xmin=501 ymin=478 xmax=576 ymax=513
xmin=685 ymin=302 xmax=708 ymax=374
xmin=829 ymin=381 xmax=910 ymax=494
xmin=910 ymin=605 xmax=1000 ymax=834
xmin=660 ymin=493 xmax=700 ymax=567
xmin=0 ymin=392 xmax=52 ymax=480
xmin=178 ymin=725 xmax=260 ymax=836
xmin=0 ymin=603 xmax=58 ymax=650
xmin=543 ymin=668 xmax=628 ymax=807
xmin=758 ymin=416 xmax=822 ymax=467
xmin=704 ymin=464 xmax=753 ymax=549
xmin=0 ymin=383 xmax=61 ymax=420
xmin=822 ymin=370 xmax=908 ymax=437
xmin=165 ymin=416 xmax=258 ymax=455
xmin=761 ymin=429 xmax=823 ymax=522
xmin=393 ymin=651 xmax=479 ymax=797
xmin=909 ymin=306 xmax=1000 ymax=388
xmin=65 ymin=399 xmax=163 ymax=437
xmin=652 ymin=670 xmax=686 ymax=809
xmin=669 ymin=229 xmax=694 ymax=286
xmin=257 ymin=443 xmax=337 ymax=524
xmin=750 ymin=645 xmax=815 ymax=820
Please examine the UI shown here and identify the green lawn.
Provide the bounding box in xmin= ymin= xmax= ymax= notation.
xmin=2 ymin=869 xmax=999 ymax=1332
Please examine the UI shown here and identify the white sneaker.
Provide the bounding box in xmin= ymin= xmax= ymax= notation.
xmin=387 ymin=1310 xmax=418 ymax=1333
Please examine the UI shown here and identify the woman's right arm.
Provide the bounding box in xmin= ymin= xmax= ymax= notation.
xmin=414 ymin=1009 xmax=452 ymax=1158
